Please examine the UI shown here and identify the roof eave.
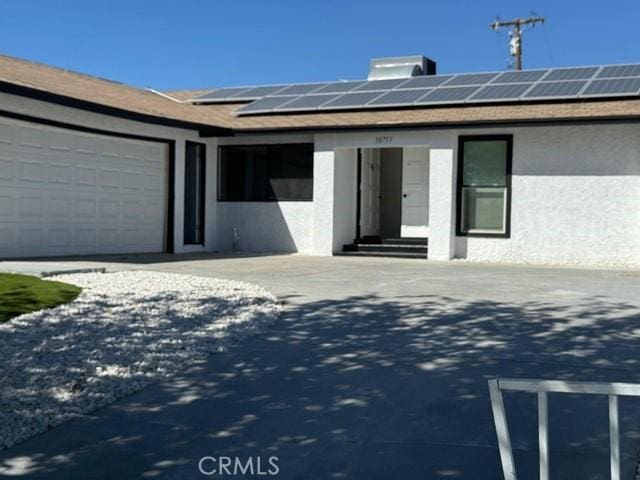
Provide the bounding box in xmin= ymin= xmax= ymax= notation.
xmin=0 ymin=80 xmax=233 ymax=136
xmin=215 ymin=114 xmax=640 ymax=136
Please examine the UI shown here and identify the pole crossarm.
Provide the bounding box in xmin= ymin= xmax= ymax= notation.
xmin=490 ymin=15 xmax=545 ymax=70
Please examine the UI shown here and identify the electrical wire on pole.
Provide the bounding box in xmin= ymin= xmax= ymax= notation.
xmin=491 ymin=14 xmax=545 ymax=70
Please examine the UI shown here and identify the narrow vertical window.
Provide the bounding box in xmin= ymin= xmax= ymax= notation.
xmin=184 ymin=142 xmax=206 ymax=245
xmin=457 ymin=136 xmax=512 ymax=237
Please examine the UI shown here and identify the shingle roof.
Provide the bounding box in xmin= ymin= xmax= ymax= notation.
xmin=2 ymin=54 xmax=640 ymax=133
xmin=0 ymin=54 xmax=228 ymax=131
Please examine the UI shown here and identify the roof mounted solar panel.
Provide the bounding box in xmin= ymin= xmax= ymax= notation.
xmin=232 ymin=63 xmax=640 ymax=116
xmin=352 ymin=78 xmax=410 ymax=92
xmin=469 ymin=83 xmax=533 ymax=101
xmin=367 ymin=88 xmax=434 ymax=107
xmin=445 ymin=73 xmax=500 ymax=86
xmin=318 ymin=91 xmax=386 ymax=109
xmin=523 ymin=80 xmax=586 ymax=99
xmin=273 ymin=83 xmax=328 ymax=95
xmin=597 ymin=64 xmax=640 ymax=79
xmin=195 ymin=87 xmax=254 ymax=102
xmin=230 ymin=85 xmax=288 ymax=99
xmin=492 ymin=70 xmax=548 ymax=83
xmin=273 ymin=93 xmax=341 ymax=111
xmin=582 ymin=77 xmax=640 ymax=96
xmin=235 ymin=96 xmax=299 ymax=114
xmin=543 ymin=67 xmax=598 ymax=81
xmin=416 ymin=86 xmax=482 ymax=104
xmin=311 ymin=81 xmax=367 ymax=94
xmin=396 ymin=75 xmax=454 ymax=89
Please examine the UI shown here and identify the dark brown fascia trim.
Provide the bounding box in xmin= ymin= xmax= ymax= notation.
xmin=212 ymin=114 xmax=640 ymax=137
xmin=0 ymin=80 xmax=232 ymax=136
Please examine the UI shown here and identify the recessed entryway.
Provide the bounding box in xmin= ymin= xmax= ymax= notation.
xmin=341 ymin=146 xmax=429 ymax=258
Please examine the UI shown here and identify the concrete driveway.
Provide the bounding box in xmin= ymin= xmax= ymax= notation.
xmin=1 ymin=254 xmax=640 ymax=479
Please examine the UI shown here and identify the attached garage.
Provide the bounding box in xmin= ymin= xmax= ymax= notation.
xmin=0 ymin=116 xmax=170 ymax=258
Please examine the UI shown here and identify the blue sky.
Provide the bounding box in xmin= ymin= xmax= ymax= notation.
xmin=1 ymin=0 xmax=639 ymax=90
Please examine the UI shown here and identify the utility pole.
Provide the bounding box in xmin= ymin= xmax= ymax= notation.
xmin=491 ymin=15 xmax=545 ymax=70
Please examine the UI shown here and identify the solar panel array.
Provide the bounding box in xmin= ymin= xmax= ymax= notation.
xmin=190 ymin=64 xmax=640 ymax=116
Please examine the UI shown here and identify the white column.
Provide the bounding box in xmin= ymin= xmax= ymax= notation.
xmin=428 ymin=147 xmax=457 ymax=260
xmin=312 ymin=149 xmax=336 ymax=255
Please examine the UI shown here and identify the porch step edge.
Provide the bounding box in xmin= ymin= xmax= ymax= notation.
xmin=335 ymin=251 xmax=427 ymax=260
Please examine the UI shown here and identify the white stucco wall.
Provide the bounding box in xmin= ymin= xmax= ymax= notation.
xmin=332 ymin=148 xmax=358 ymax=252
xmin=458 ymin=124 xmax=640 ymax=268
xmin=215 ymin=202 xmax=313 ymax=253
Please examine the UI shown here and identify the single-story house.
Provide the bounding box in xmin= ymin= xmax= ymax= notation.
xmin=0 ymin=54 xmax=638 ymax=268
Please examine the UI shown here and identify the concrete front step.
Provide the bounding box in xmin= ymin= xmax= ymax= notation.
xmin=334 ymin=250 xmax=427 ymax=260
xmin=381 ymin=237 xmax=428 ymax=245
xmin=334 ymin=251 xmax=428 ymax=259
xmin=356 ymin=244 xmax=428 ymax=254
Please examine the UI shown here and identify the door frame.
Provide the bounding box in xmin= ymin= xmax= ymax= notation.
xmin=355 ymin=146 xmax=405 ymax=242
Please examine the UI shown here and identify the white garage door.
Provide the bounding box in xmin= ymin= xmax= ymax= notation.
xmin=0 ymin=117 xmax=169 ymax=258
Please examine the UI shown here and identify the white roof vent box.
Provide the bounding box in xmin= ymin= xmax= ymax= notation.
xmin=368 ymin=55 xmax=436 ymax=80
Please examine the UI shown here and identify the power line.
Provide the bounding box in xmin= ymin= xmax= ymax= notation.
xmin=490 ymin=15 xmax=545 ymax=70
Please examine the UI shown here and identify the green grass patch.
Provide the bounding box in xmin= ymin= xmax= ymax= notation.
xmin=0 ymin=273 xmax=81 ymax=323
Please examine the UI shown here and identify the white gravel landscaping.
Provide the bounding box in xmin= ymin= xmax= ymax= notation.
xmin=0 ymin=270 xmax=281 ymax=451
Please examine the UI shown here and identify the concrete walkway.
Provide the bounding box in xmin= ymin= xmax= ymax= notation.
xmin=1 ymin=254 xmax=640 ymax=479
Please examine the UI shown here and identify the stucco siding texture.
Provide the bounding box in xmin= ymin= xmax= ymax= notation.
xmin=461 ymin=125 xmax=640 ymax=268
xmin=216 ymin=202 xmax=313 ymax=254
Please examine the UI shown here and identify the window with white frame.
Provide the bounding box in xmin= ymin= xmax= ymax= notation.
xmin=457 ymin=136 xmax=512 ymax=237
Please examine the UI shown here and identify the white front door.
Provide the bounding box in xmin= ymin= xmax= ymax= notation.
xmin=360 ymin=148 xmax=380 ymax=237
xmin=401 ymin=147 xmax=429 ymax=238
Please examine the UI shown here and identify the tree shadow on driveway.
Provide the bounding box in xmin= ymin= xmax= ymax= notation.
xmin=1 ymin=291 xmax=640 ymax=480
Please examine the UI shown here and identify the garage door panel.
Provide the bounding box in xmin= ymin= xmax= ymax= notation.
xmin=99 ymin=168 xmax=120 ymax=189
xmin=76 ymin=136 xmax=97 ymax=154
xmin=0 ymin=117 xmax=168 ymax=258
xmin=49 ymin=131 xmax=74 ymax=151
xmin=49 ymin=198 xmax=72 ymax=218
xmin=0 ymin=156 xmax=12 ymax=180
xmin=0 ymin=194 xmax=15 ymax=217
xmin=123 ymin=171 xmax=141 ymax=189
xmin=49 ymin=228 xmax=71 ymax=247
xmin=18 ymin=126 xmax=45 ymax=148
xmin=0 ymin=122 xmax=14 ymax=144
xmin=19 ymin=159 xmax=46 ymax=183
xmin=19 ymin=196 xmax=44 ymax=217
xmin=20 ymin=227 xmax=44 ymax=248
xmin=76 ymin=166 xmax=97 ymax=186
xmin=50 ymin=163 xmax=72 ymax=184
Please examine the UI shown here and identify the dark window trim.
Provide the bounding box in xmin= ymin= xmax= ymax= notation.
xmin=184 ymin=141 xmax=207 ymax=246
xmin=0 ymin=109 xmax=176 ymax=253
xmin=456 ymin=134 xmax=513 ymax=239
xmin=355 ymin=148 xmax=362 ymax=241
xmin=216 ymin=143 xmax=314 ymax=202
